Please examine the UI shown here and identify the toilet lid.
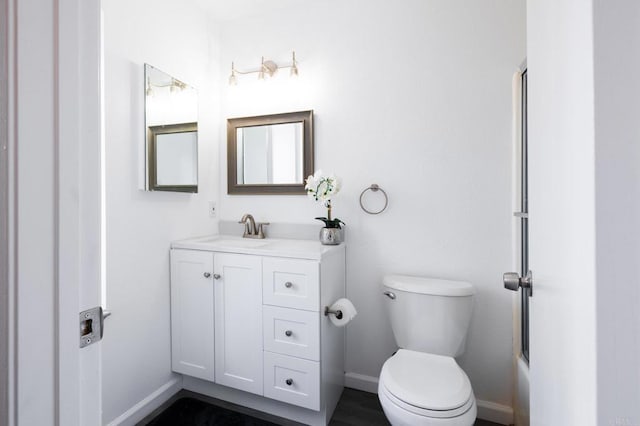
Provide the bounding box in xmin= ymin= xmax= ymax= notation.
xmin=380 ymin=349 xmax=472 ymax=411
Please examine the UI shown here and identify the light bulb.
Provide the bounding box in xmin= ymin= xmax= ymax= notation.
xmin=258 ymin=56 xmax=266 ymax=80
xmin=229 ymin=62 xmax=237 ymax=86
xmin=145 ymin=77 xmax=154 ymax=97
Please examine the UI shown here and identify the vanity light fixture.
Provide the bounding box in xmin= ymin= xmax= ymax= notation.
xmin=228 ymin=51 xmax=299 ymax=85
xmin=169 ymin=78 xmax=186 ymax=93
xmin=146 ymin=76 xmax=187 ymax=96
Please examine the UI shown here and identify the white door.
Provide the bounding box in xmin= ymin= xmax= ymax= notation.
xmin=527 ymin=2 xmax=599 ymax=424
xmin=214 ymin=253 xmax=263 ymax=395
xmin=170 ymin=250 xmax=215 ymax=380
xmin=6 ymin=0 xmax=103 ymax=424
xmin=504 ymin=68 xmax=530 ymax=426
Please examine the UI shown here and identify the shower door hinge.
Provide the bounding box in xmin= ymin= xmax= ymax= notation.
xmin=79 ymin=306 xmax=111 ymax=348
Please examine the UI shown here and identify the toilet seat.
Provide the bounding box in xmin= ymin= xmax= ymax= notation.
xmin=379 ymin=349 xmax=475 ymax=419
xmin=378 ymin=384 xmax=476 ymax=426
xmin=379 ymin=379 xmax=474 ymax=419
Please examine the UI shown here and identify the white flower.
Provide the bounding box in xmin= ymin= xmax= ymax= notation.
xmin=305 ymin=170 xmax=341 ymax=203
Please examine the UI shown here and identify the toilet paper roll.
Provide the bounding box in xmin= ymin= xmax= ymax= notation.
xmin=328 ymin=298 xmax=357 ymax=327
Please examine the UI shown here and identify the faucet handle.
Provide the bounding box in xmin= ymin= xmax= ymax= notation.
xmin=256 ymin=222 xmax=270 ymax=239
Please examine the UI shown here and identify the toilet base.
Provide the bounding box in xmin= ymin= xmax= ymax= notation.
xmin=378 ymin=382 xmax=477 ymax=426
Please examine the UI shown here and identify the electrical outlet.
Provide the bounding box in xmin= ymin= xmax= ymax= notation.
xmin=208 ymin=201 xmax=217 ymax=218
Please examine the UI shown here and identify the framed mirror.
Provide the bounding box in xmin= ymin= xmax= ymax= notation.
xmin=144 ymin=64 xmax=198 ymax=193
xmin=227 ymin=110 xmax=314 ymax=194
xmin=148 ymin=122 xmax=198 ymax=192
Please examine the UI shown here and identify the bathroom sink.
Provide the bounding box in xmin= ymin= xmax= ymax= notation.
xmin=200 ymin=237 xmax=269 ymax=249
xmin=171 ymin=234 xmax=341 ymax=260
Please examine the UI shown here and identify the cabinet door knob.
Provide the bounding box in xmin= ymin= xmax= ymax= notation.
xmin=284 ymin=281 xmax=293 ymax=288
xmin=285 ymin=330 xmax=292 ymax=337
xmin=213 ymin=274 xmax=221 ymax=280
xmin=203 ymin=272 xmax=211 ymax=278
xmin=285 ymin=378 xmax=293 ymax=386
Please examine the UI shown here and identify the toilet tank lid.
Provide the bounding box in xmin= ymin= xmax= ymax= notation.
xmin=383 ymin=275 xmax=475 ymax=296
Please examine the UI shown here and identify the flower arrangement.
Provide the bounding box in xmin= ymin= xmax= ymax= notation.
xmin=305 ymin=170 xmax=345 ymax=229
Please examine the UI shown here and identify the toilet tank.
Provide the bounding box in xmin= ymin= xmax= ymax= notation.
xmin=383 ymin=275 xmax=475 ymax=357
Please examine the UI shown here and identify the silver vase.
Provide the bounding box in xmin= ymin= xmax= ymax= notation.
xmin=319 ymin=227 xmax=343 ymax=245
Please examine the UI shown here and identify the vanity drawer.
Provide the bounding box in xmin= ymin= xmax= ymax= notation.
xmin=263 ymin=306 xmax=320 ymax=361
xmin=263 ymin=351 xmax=320 ymax=411
xmin=263 ymin=258 xmax=319 ymax=311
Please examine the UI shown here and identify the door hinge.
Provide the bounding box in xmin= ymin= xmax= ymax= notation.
xmin=79 ymin=306 xmax=111 ymax=348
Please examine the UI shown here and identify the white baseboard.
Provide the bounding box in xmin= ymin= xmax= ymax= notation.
xmin=344 ymin=372 xmax=379 ymax=393
xmin=343 ymin=371 xmax=513 ymax=425
xmin=476 ymin=399 xmax=514 ymax=425
xmin=107 ymin=376 xmax=182 ymax=426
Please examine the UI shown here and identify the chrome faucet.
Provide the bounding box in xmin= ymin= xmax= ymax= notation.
xmin=239 ymin=214 xmax=269 ymax=239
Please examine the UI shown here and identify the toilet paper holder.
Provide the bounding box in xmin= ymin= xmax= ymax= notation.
xmin=324 ymin=306 xmax=343 ymax=320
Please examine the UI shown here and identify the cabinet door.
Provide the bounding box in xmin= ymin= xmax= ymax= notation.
xmin=214 ymin=253 xmax=263 ymax=395
xmin=170 ymin=249 xmax=215 ymax=381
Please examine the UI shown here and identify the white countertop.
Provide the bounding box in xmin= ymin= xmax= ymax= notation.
xmin=171 ymin=234 xmax=344 ymax=260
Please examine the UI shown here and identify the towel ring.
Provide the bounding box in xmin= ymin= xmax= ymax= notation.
xmin=359 ymin=184 xmax=388 ymax=215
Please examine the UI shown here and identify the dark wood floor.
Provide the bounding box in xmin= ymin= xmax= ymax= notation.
xmin=330 ymin=388 xmax=502 ymax=426
xmin=139 ymin=387 xmax=504 ymax=426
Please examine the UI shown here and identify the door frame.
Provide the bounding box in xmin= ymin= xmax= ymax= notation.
xmin=519 ymin=67 xmax=530 ymax=362
xmin=511 ymin=63 xmax=530 ymax=426
xmin=4 ymin=0 xmax=103 ymax=424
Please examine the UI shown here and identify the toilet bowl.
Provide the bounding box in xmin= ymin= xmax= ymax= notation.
xmin=378 ymin=350 xmax=476 ymax=426
xmin=378 ymin=275 xmax=476 ymax=426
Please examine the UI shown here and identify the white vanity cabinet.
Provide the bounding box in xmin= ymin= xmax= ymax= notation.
xmin=170 ymin=236 xmax=346 ymax=426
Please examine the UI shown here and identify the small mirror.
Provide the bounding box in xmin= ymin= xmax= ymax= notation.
xmin=144 ymin=64 xmax=198 ymax=193
xmin=227 ymin=110 xmax=314 ymax=194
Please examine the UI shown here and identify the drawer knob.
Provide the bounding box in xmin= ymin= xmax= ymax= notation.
xmin=285 ymin=330 xmax=292 ymax=337
xmin=285 ymin=378 xmax=293 ymax=386
xmin=284 ymin=281 xmax=293 ymax=288
xmin=203 ymin=272 xmax=211 ymax=278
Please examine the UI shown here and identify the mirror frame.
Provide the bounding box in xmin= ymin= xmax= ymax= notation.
xmin=148 ymin=122 xmax=198 ymax=193
xmin=227 ymin=110 xmax=314 ymax=195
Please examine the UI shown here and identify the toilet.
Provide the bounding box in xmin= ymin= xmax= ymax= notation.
xmin=378 ymin=275 xmax=477 ymax=426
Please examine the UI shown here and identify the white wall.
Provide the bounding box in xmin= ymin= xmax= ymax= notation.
xmin=593 ymin=1 xmax=640 ymax=424
xmin=527 ymin=0 xmax=598 ymax=424
xmin=102 ymin=1 xmax=220 ymax=422
xmin=218 ymin=0 xmax=525 ymax=410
